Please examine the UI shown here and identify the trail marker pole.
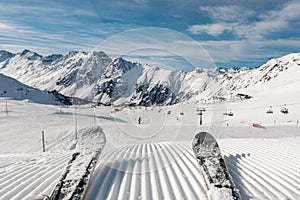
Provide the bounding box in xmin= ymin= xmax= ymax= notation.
xmin=5 ymin=100 xmax=8 ymax=116
xmin=197 ymin=108 xmax=206 ymax=126
xmin=42 ymin=131 xmax=45 ymax=152
xmin=200 ymin=113 xmax=203 ymax=125
xmin=93 ymin=109 xmax=96 ymax=129
xmin=75 ymin=118 xmax=78 ymax=140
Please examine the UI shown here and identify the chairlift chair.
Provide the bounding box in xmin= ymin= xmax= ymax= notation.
xmin=281 ymin=104 xmax=289 ymax=114
xmin=266 ymin=106 xmax=273 ymax=114
xmin=223 ymin=110 xmax=234 ymax=116
xmin=281 ymin=108 xmax=289 ymax=114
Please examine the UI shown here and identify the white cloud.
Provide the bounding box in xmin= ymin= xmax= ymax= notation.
xmin=262 ymin=0 xmax=300 ymax=21
xmin=92 ymin=27 xmax=217 ymax=70
xmin=199 ymin=5 xmax=253 ymax=22
xmin=190 ymin=1 xmax=300 ymax=40
xmin=0 ymin=22 xmax=14 ymax=30
xmin=195 ymin=38 xmax=300 ymax=65
xmin=188 ymin=23 xmax=235 ymax=36
xmin=241 ymin=1 xmax=300 ymax=39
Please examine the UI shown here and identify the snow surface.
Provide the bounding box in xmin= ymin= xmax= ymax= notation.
xmin=0 ymin=52 xmax=300 ymax=199
xmin=0 ymin=96 xmax=299 ymax=199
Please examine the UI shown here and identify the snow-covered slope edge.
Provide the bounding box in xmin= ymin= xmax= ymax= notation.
xmin=0 ymin=73 xmax=72 ymax=105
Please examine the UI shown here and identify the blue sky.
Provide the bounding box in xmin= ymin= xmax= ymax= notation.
xmin=0 ymin=0 xmax=299 ymax=71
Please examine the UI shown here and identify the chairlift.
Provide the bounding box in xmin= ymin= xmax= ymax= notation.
xmin=280 ymin=104 xmax=289 ymax=114
xmin=197 ymin=108 xmax=206 ymax=115
xmin=197 ymin=108 xmax=206 ymax=112
xmin=223 ymin=110 xmax=234 ymax=116
xmin=266 ymin=106 xmax=273 ymax=114
xmin=228 ymin=111 xmax=234 ymax=116
xmin=281 ymin=107 xmax=288 ymax=114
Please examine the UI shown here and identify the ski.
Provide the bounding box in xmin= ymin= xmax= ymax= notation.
xmin=192 ymin=132 xmax=240 ymax=200
xmin=48 ymin=127 xmax=106 ymax=200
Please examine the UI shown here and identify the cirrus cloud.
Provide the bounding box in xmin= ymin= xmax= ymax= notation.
xmin=188 ymin=23 xmax=235 ymax=36
xmin=0 ymin=22 xmax=14 ymax=30
xmin=189 ymin=1 xmax=300 ymax=40
xmin=199 ymin=5 xmax=254 ymax=22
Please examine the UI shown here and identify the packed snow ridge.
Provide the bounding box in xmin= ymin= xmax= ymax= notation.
xmin=0 ymin=49 xmax=299 ymax=106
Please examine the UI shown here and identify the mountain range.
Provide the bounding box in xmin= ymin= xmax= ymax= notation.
xmin=0 ymin=73 xmax=72 ymax=105
xmin=0 ymin=49 xmax=299 ymax=106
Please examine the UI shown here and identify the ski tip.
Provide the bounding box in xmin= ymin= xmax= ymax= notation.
xmin=194 ymin=131 xmax=210 ymax=138
xmin=193 ymin=132 xmax=218 ymax=147
xmin=194 ymin=131 xmax=214 ymax=141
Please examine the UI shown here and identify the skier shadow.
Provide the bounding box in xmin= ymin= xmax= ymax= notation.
xmin=224 ymin=153 xmax=252 ymax=200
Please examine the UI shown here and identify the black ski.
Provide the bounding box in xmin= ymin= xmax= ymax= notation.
xmin=192 ymin=132 xmax=240 ymax=200
xmin=47 ymin=127 xmax=106 ymax=200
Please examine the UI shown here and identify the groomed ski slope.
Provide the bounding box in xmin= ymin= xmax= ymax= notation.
xmin=1 ymin=139 xmax=299 ymax=200
xmin=221 ymin=139 xmax=300 ymax=199
xmin=0 ymin=153 xmax=71 ymax=199
xmin=84 ymin=139 xmax=300 ymax=200
xmin=0 ymin=99 xmax=300 ymax=199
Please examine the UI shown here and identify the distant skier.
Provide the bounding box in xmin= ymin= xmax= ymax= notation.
xmin=138 ymin=117 xmax=142 ymax=124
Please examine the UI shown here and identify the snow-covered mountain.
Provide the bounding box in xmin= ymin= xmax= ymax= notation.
xmin=201 ymin=53 xmax=300 ymax=103
xmin=0 ymin=50 xmax=14 ymax=62
xmin=0 ymin=50 xmax=112 ymax=101
xmin=0 ymin=49 xmax=299 ymax=106
xmin=0 ymin=73 xmax=72 ymax=105
xmin=0 ymin=50 xmax=183 ymax=105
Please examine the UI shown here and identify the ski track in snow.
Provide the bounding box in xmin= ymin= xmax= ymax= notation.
xmin=0 ymin=153 xmax=71 ymax=200
xmin=1 ymin=100 xmax=300 ymax=199
xmin=221 ymin=139 xmax=300 ymax=200
xmin=85 ymin=139 xmax=300 ymax=200
xmin=85 ymin=142 xmax=209 ymax=200
xmin=0 ymin=139 xmax=299 ymax=199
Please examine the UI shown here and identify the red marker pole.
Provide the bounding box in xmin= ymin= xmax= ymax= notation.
xmin=200 ymin=114 xmax=203 ymax=125
xmin=42 ymin=131 xmax=45 ymax=152
xmin=197 ymin=108 xmax=205 ymax=126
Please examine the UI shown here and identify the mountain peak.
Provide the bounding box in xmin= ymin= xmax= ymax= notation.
xmin=112 ymin=57 xmax=138 ymax=72
xmin=19 ymin=49 xmax=42 ymax=60
xmin=92 ymin=51 xmax=109 ymax=58
xmin=101 ymin=57 xmax=140 ymax=80
xmin=0 ymin=50 xmax=299 ymax=106
xmin=0 ymin=50 xmax=14 ymax=62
